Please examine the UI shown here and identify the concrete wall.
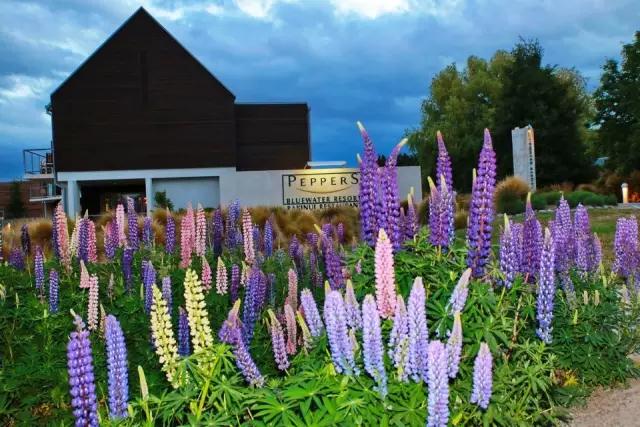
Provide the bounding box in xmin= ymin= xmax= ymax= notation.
xmin=153 ymin=177 xmax=220 ymax=209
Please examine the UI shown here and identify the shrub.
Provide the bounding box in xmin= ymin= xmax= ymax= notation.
xmin=154 ymin=191 xmax=174 ymax=210
xmin=604 ymin=194 xmax=618 ymax=205
xmin=540 ymin=191 xmax=562 ymax=206
xmin=500 ymin=198 xmax=526 ymax=215
xmin=583 ymin=193 xmax=604 ymax=207
xmin=495 ymin=176 xmax=530 ymax=213
xmin=530 ymin=194 xmax=547 ymax=210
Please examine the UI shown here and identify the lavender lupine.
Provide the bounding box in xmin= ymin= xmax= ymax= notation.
xmin=589 ymin=233 xmax=602 ymax=273
xmin=374 ymin=166 xmax=387 ymax=241
xmin=388 ymin=295 xmax=409 ymax=377
xmin=165 ymin=209 xmax=176 ymax=253
xmin=177 ymin=307 xmax=191 ymax=357
xmin=448 ymin=268 xmax=471 ymax=314
xmin=428 ymin=176 xmax=455 ymax=250
xmin=9 ymin=246 xmax=25 ymax=270
xmin=362 ymin=295 xmax=388 ymax=397
xmin=426 ymin=340 xmax=450 ymax=427
xmin=324 ymin=290 xmax=359 ymax=375
xmin=613 ymin=217 xmax=639 ymax=283
xmin=436 ymin=130 xmax=453 ymax=192
xmin=242 ymin=266 xmax=264 ymax=344
xmin=252 ymin=224 xmax=261 ymax=255
xmin=263 ymin=217 xmax=274 ymax=257
xmin=284 ymin=303 xmax=297 ymax=355
xmin=127 ymin=198 xmax=139 ymax=250
xmin=574 ymin=204 xmax=591 ymax=276
xmin=104 ymin=315 xmax=129 ymax=419
xmin=357 ymin=121 xmax=379 ymax=246
xmin=34 ymin=245 xmax=45 ymax=293
xmin=521 ymin=195 xmax=543 ymax=283
xmin=300 ymin=289 xmax=323 ymax=337
xmin=344 ymin=280 xmax=362 ymax=330
xmin=470 ymin=342 xmax=493 ymax=410
xmin=162 ymin=276 xmax=172 ymax=314
xmin=67 ymin=315 xmax=99 ymax=427
xmin=309 ymin=251 xmax=323 ymax=287
xmin=499 ymin=215 xmax=519 ymax=288
xmin=49 ymin=269 xmax=59 ymax=313
xmin=536 ymin=228 xmax=556 ymax=344
xmin=406 ymin=277 xmax=429 ymax=382
xmin=466 ymin=129 xmax=497 ymax=278
xmin=230 ymin=264 xmax=240 ymax=303
xmin=122 ymin=247 xmax=133 ymax=293
xmin=554 ymin=197 xmax=574 ymax=273
xmin=446 ymin=311 xmax=463 ymax=379
xmin=267 ymin=310 xmax=289 ymax=370
xmin=21 ymin=223 xmax=31 ymax=255
xmin=211 ymin=209 xmax=224 ymax=257
xmin=142 ymin=216 xmax=153 ymax=248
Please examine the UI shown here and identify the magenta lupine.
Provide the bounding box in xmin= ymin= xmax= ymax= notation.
xmin=521 ymin=195 xmax=543 ymax=283
xmin=446 ymin=311 xmax=463 ymax=379
xmin=613 ymin=217 xmax=639 ymax=284
xmin=324 ymin=290 xmax=359 ymax=375
xmin=406 ymin=277 xmax=429 ymax=382
xmin=34 ymin=245 xmax=45 ymax=293
xmin=230 ymin=264 xmax=240 ymax=303
xmin=195 ymin=204 xmax=207 ymax=257
xmin=574 ymin=204 xmax=591 ymax=276
xmin=127 ymin=198 xmax=139 ymax=250
xmin=362 ymin=294 xmax=388 ymax=397
xmin=180 ymin=204 xmax=195 ymax=268
xmin=300 ymin=289 xmax=323 ymax=337
xmin=536 ymin=228 xmax=556 ymax=344
xmin=178 ymin=307 xmax=191 ymax=357
xmin=212 ymin=208 xmax=224 ymax=257
xmin=49 ymin=269 xmax=59 ymax=313
xmin=284 ymin=303 xmax=297 ymax=355
xmin=165 ymin=209 xmax=176 ymax=253
xmin=286 ymin=268 xmax=298 ymax=310
xmin=357 ymin=121 xmax=379 ymax=246
xmin=428 ymin=176 xmax=455 ymax=250
xmin=466 ymin=129 xmax=497 ymax=278
xmin=242 ymin=209 xmax=255 ymax=265
xmin=142 ymin=216 xmax=153 ymax=248
xmin=87 ymin=275 xmax=99 ymax=331
xmin=67 ymin=315 xmax=99 ymax=426
xmin=470 ymin=342 xmax=493 ymax=410
xmin=116 ymin=203 xmax=126 ymax=247
xmin=268 ymin=310 xmax=290 ymax=370
xmin=21 ymin=223 xmax=31 ymax=255
xmin=448 ymin=268 xmax=471 ymax=314
xmin=216 ymin=257 xmax=228 ymax=295
xmin=375 ymin=228 xmax=397 ymax=319
xmin=499 ymin=216 xmax=519 ymax=288
xmin=104 ymin=315 xmax=129 ymax=419
xmin=383 ymin=139 xmax=407 ymax=250
xmin=344 ymin=280 xmax=362 ymax=330
xmin=436 ymin=130 xmax=453 ymax=192
xmin=162 ymin=276 xmax=172 ymax=314
xmin=201 ymin=256 xmax=212 ymax=292
xmin=426 ymin=340 xmax=450 ymax=427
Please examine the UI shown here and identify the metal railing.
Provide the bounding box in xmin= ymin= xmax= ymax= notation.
xmin=28 ymin=181 xmax=61 ymax=201
xmin=23 ymin=148 xmax=54 ymax=175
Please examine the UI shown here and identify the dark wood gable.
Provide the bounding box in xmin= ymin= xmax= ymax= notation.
xmin=51 ymin=8 xmax=237 ymax=172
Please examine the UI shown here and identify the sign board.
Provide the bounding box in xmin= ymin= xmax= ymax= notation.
xmin=511 ymin=125 xmax=537 ymax=191
xmin=282 ymin=169 xmax=360 ymax=209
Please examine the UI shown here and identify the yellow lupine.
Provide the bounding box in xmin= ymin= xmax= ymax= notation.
xmin=183 ymin=268 xmax=214 ymax=355
xmin=150 ymin=286 xmax=181 ymax=388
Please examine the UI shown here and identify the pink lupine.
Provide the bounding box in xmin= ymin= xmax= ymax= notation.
xmin=179 ymin=204 xmax=195 ymax=268
xmin=80 ymin=260 xmax=90 ymax=289
xmin=55 ymin=203 xmax=71 ymax=272
xmin=87 ymin=220 xmax=97 ymax=263
xmin=116 ymin=203 xmax=126 ymax=247
xmin=216 ymin=257 xmax=228 ymax=295
xmin=242 ymin=209 xmax=255 ymax=265
xmin=284 ymin=303 xmax=297 ymax=355
xmin=375 ymin=228 xmax=396 ymax=319
xmin=201 ymin=256 xmax=212 ymax=292
xmin=286 ymin=268 xmax=298 ymax=311
xmin=195 ymin=203 xmax=207 ymax=257
xmin=87 ymin=275 xmax=99 ymax=331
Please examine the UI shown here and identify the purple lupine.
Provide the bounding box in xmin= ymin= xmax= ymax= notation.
xmin=52 ymin=212 xmax=60 ymax=259
xmin=322 ymin=234 xmax=344 ymax=290
xmin=613 ymin=217 xmax=639 ymax=284
xmin=521 ymin=196 xmax=542 ymax=283
xmin=178 ymin=307 xmax=191 ymax=357
xmin=268 ymin=310 xmax=289 ymax=371
xmin=470 ymin=342 xmax=493 ymax=410
xmin=230 ymin=264 xmax=240 ymax=303
xmin=105 ymin=220 xmax=118 ymax=261
xmin=263 ymin=218 xmax=274 ymax=257
xmin=49 ymin=269 xmax=59 ymax=313
xmin=105 ymin=315 xmax=129 ymax=419
xmin=300 ymin=289 xmax=323 ymax=337
xmin=295 ymin=244 xmax=305 ymax=276
xmin=20 ymin=223 xmax=31 ymax=255
xmin=428 ymin=176 xmax=455 ymax=250
xmin=122 ymin=247 xmax=133 ymax=293
xmin=142 ymin=260 xmax=156 ymax=315
xmin=589 ymin=234 xmax=602 ymax=273
xmin=404 ymin=194 xmax=419 ymax=241
xmin=466 ymin=129 xmax=497 ymax=278
xmin=142 ymin=216 xmax=153 ymax=248
xmin=306 ymin=232 xmax=319 ymax=251
xmin=375 ymin=166 xmax=387 ymax=244
xmin=426 ymin=340 xmax=450 ymax=427
xmin=324 ymin=290 xmax=359 ymax=375
xmin=574 ymin=204 xmax=591 ymax=276
xmin=553 ymin=197 xmax=574 ymax=274
xmin=226 ymin=200 xmax=241 ymax=249
xmin=336 ymin=223 xmax=345 ymax=244
xmin=344 ymin=280 xmax=362 ymax=330
xmin=388 ymin=295 xmax=409 ymax=378
xmin=9 ymin=247 xmax=25 ymax=270
xmin=321 ymin=223 xmax=333 ymax=241
xmin=511 ymin=222 xmax=524 ymax=272
xmin=406 ymin=277 xmax=429 ymax=382
xmin=127 ymin=198 xmax=139 ymax=251
xmin=162 ymin=276 xmax=172 ymax=314
xmin=383 ymin=141 xmax=405 ymax=251
xmin=446 ymin=311 xmax=463 ymax=379
xmin=436 ymin=131 xmax=453 ymax=192
xmin=536 ymin=228 xmax=555 ymax=344
xmin=362 ymin=294 xmax=388 ymax=397
xmin=78 ymin=217 xmax=89 ymax=264
xmin=309 ymin=251 xmax=323 ymax=287
xmin=165 ymin=211 xmax=176 ymax=254
xmin=499 ymin=216 xmax=519 ymax=288
xmin=67 ymin=315 xmax=99 ymax=427
xmin=242 ymin=265 xmax=264 ymax=344
xmin=211 ymin=209 xmax=224 ymax=257
xmin=252 ymin=224 xmax=261 ymax=255
xmin=34 ymin=245 xmax=45 ymax=294
xmin=357 ymin=121 xmax=379 ymax=246
xmin=289 ymin=235 xmax=299 ymax=260
xmin=448 ymin=269 xmax=471 ymax=314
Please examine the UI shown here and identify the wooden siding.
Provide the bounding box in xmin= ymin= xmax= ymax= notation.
xmin=0 ymin=182 xmax=45 ymax=218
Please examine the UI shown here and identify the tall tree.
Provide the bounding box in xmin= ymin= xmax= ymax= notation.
xmin=7 ymin=181 xmax=26 ymax=219
xmin=594 ymin=31 xmax=640 ymax=174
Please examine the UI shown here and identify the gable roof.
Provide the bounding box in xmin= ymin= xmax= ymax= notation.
xmin=51 ymin=7 xmax=235 ymax=99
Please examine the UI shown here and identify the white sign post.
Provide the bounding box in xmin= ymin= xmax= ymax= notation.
xmin=511 ymin=125 xmax=537 ymax=191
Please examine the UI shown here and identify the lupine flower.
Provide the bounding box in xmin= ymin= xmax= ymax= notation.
xmin=252 ymin=224 xmax=261 ymax=255
xmin=388 ymin=295 xmax=409 ymax=378
xmin=242 ymin=266 xmax=264 ymax=344
xmin=589 ymin=233 xmax=602 ymax=273
xmin=127 ymin=198 xmax=139 ymax=250
xmin=309 ymin=251 xmax=323 ymax=287
xmin=324 ymin=290 xmax=359 ymax=375
xmin=162 ymin=276 xmax=172 ymax=314
xmin=86 ymin=220 xmax=97 ymax=264
xmin=374 ymin=228 xmax=397 ymax=319
xmin=55 ymin=204 xmax=71 ymax=271
xmin=9 ymin=247 xmax=26 ymax=271
xmin=177 ymin=307 xmax=191 ymax=357
xmin=289 ymin=234 xmax=299 ymax=260
xmin=219 ymin=300 xmax=265 ymax=387
xmin=428 ymin=176 xmax=455 ymax=250
xmin=284 ymin=303 xmax=297 ymax=355
xmin=321 ymin=223 xmax=333 ymax=241
xmin=142 ymin=260 xmax=156 ymax=315
xmin=297 ymin=311 xmax=314 ymax=352
xmin=211 ymin=209 xmax=224 ymax=257
xmin=79 ymin=259 xmax=90 ymax=289
xmin=294 ymin=244 xmax=304 ymax=275
xmin=34 ymin=245 xmax=45 ymax=293
xmin=230 ymin=264 xmax=240 ymax=303
xmin=362 ymin=294 xmax=388 ymax=397
xmin=104 ymin=220 xmax=118 ymax=260
xmin=201 ymin=256 xmax=212 ymax=291
xmin=426 ymin=340 xmax=449 ymax=427
xmin=321 ymin=232 xmax=344 ymax=290
xmin=375 ymin=166 xmax=387 ymax=244
xmin=216 ymin=257 xmax=228 ymax=295
xmin=522 ymin=195 xmax=543 ymax=283
xmin=613 ymin=217 xmax=639 ymax=283
xmin=180 ymin=204 xmax=195 ymax=267
xmin=404 ymin=192 xmax=419 ymax=241
xmin=406 ymin=277 xmax=429 ymax=382
xmin=436 ymin=130 xmax=453 ymax=192
xmin=67 ymin=315 xmax=99 ymax=427
xmin=51 ymin=209 xmax=59 ymax=259
xmin=225 ymin=200 xmax=240 ymax=248
xmin=49 ymin=269 xmax=59 ymax=313
xmin=286 ymin=268 xmax=298 ymax=310
xmin=357 ymin=121 xmax=379 ymax=246
xmin=116 ymin=203 xmax=126 ymax=247
xmin=100 ymin=304 xmax=107 ymax=338
xmin=142 ymin=216 xmax=153 ymax=248
xmin=241 ymin=209 xmax=255 ymax=265
xmin=165 ymin=209 xmax=176 ymax=254
xmin=183 ymin=268 xmax=214 ymax=355
xmin=536 ymin=228 xmax=555 ymax=343
xmin=307 ymin=232 xmax=319 ymax=251
xmin=78 ymin=217 xmax=89 ymax=263
xmin=336 ymin=222 xmax=345 ymax=244
xmin=194 ymin=204 xmax=207 ymax=257
xmin=263 ymin=217 xmax=274 ymax=257
xmin=300 ymin=289 xmax=323 ymax=337
xmin=448 ymin=268 xmax=471 ymax=314
xmin=70 ymin=215 xmax=80 ymax=259
xmin=150 ymin=286 xmax=181 ymax=388
xmin=21 ymin=223 xmax=31 ymax=255
xmin=104 ymin=315 xmax=129 ymax=419
xmin=470 ymin=342 xmax=493 ymax=410
xmin=499 ymin=215 xmax=519 ymax=288
xmin=268 ymin=309 xmax=289 ymax=370
xmin=466 ymin=129 xmax=497 ymax=278
xmin=122 ymin=247 xmax=133 ymax=293
xmin=553 ymin=196 xmax=573 ymax=274
xmin=446 ymin=311 xmax=463 ymax=378
xmin=87 ymin=275 xmax=99 ymax=331
xmin=574 ymin=204 xmax=591 ymax=276
xmin=511 ymin=222 xmax=524 ymax=271
xmin=344 ymin=279 xmax=362 ymax=330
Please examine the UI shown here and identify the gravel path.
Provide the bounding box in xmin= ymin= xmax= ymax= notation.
xmin=570 ymin=378 xmax=640 ymax=426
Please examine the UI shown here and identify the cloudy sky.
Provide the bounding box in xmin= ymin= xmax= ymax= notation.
xmin=0 ymin=0 xmax=638 ymax=180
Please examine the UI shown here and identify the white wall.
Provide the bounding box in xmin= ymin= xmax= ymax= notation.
xmin=153 ymin=177 xmax=220 ymax=209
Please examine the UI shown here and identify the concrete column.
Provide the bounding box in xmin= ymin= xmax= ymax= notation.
xmin=67 ymin=181 xmax=80 ymax=217
xmin=145 ymin=177 xmax=153 ymax=215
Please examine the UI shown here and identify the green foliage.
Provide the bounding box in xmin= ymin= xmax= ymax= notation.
xmin=537 ymin=191 xmax=563 ymax=207
xmin=6 ymin=181 xmax=26 ymax=219
xmin=154 ymin=191 xmax=174 ymax=211
xmin=495 ymin=176 xmax=529 ymax=214
xmin=530 ymin=194 xmax=548 ymax=210
xmin=564 ymin=191 xmax=616 ymax=208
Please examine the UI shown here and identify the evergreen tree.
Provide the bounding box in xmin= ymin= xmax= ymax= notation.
xmin=7 ymin=181 xmax=26 ymax=219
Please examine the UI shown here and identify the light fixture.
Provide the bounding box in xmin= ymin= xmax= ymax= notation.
xmin=621 ymin=183 xmax=629 ymax=204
